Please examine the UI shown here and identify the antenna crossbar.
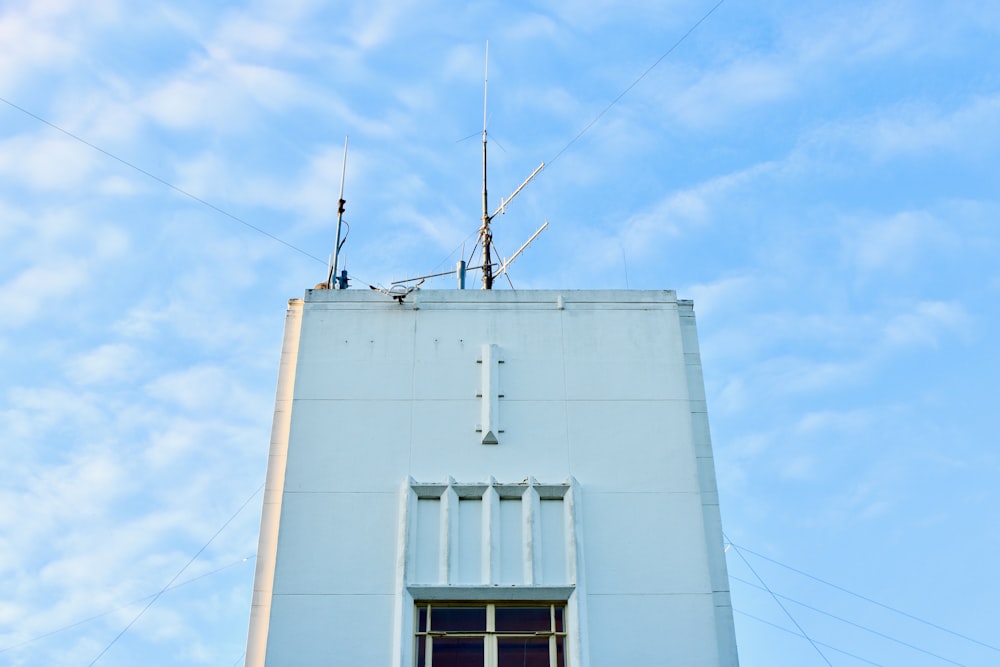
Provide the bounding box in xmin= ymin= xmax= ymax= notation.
xmin=491 ymin=162 xmax=544 ymax=219
xmin=495 ymin=220 xmax=548 ymax=280
xmin=389 ymin=264 xmax=495 ymax=286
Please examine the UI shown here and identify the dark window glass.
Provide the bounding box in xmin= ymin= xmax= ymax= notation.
xmin=430 ymin=606 xmax=487 ymax=632
xmin=430 ymin=637 xmax=485 ymax=666
xmin=556 ymin=635 xmax=565 ymax=667
xmin=554 ymin=606 xmax=564 ymax=633
xmin=417 ymin=605 xmax=428 ymax=633
xmin=495 ymin=606 xmax=552 ymax=633
xmin=497 ymin=636 xmax=551 ymax=667
xmin=415 ymin=636 xmax=427 ymax=666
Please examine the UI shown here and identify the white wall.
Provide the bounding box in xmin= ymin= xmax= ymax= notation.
xmin=247 ymin=290 xmax=738 ymax=666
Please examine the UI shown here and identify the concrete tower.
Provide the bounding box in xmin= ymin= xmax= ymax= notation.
xmin=245 ymin=288 xmax=739 ymax=666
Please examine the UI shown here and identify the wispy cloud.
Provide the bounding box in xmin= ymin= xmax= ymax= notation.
xmin=0 ymin=134 xmax=102 ymax=192
xmin=843 ymin=209 xmax=954 ymax=274
xmin=65 ymin=343 xmax=141 ymax=385
xmin=0 ymin=260 xmax=91 ymax=329
xmin=880 ymin=300 xmax=970 ymax=349
xmin=2 ymin=2 xmax=999 ymax=665
xmin=0 ymin=1 xmax=119 ymax=91
xmin=807 ymin=94 xmax=1000 ymax=163
xmin=668 ymin=59 xmax=795 ymax=128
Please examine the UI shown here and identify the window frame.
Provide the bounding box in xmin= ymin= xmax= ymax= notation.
xmin=414 ymin=601 xmax=568 ymax=667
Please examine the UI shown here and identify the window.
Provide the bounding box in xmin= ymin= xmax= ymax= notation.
xmin=414 ymin=602 xmax=567 ymax=667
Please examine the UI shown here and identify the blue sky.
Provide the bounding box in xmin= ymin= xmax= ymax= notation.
xmin=2 ymin=0 xmax=998 ymax=665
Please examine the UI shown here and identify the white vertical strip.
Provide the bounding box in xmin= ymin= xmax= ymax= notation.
xmin=524 ymin=485 xmax=540 ymax=584
xmin=480 ymin=344 xmax=500 ymax=444
xmin=484 ymin=484 xmax=500 ymax=584
xmin=565 ymin=477 xmax=590 ymax=667
xmin=679 ymin=301 xmax=740 ymax=665
xmin=244 ymin=298 xmax=303 ymax=667
xmin=443 ymin=485 xmax=459 ymax=584
xmin=391 ymin=481 xmax=416 ymax=667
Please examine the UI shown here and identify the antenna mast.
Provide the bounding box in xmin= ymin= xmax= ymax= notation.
xmin=479 ymin=42 xmax=494 ymax=289
xmin=327 ymin=136 xmax=349 ymax=289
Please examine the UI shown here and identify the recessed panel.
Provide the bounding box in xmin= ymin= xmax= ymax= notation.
xmin=538 ymin=499 xmax=568 ymax=585
xmin=456 ymin=498 xmax=483 ymax=584
xmin=498 ymin=498 xmax=523 ymax=585
xmin=413 ymin=498 xmax=441 ymax=583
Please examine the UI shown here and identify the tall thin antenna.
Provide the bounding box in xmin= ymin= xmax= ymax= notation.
xmin=327 ymin=136 xmax=349 ymax=288
xmin=368 ymin=43 xmax=545 ymax=296
xmin=479 ymin=41 xmax=493 ymax=290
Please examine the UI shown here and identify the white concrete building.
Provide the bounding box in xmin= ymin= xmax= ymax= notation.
xmin=245 ymin=288 xmax=739 ymax=666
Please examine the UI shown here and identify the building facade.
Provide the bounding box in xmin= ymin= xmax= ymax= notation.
xmin=245 ymin=289 xmax=739 ymax=666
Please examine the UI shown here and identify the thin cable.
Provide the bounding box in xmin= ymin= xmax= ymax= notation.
xmin=430 ymin=228 xmax=480 ymax=275
xmin=731 ymin=542 xmax=1000 ymax=654
xmin=734 ymin=610 xmax=884 ymax=667
xmin=0 ymin=97 xmax=327 ymax=266
xmin=726 ymin=536 xmax=833 ymax=666
xmin=232 ymin=651 xmax=246 ymax=667
xmin=87 ymin=484 xmax=264 ymax=666
xmin=731 ymin=575 xmax=966 ymax=667
xmin=547 ymin=0 xmax=725 ymax=167
xmin=0 ymin=556 xmax=256 ymax=654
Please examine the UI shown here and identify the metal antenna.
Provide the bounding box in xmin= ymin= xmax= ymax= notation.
xmin=380 ymin=45 xmax=547 ymax=294
xmin=479 ymin=42 xmax=493 ymax=289
xmin=476 ymin=42 xmax=546 ymax=289
xmin=327 ymin=136 xmax=349 ymax=288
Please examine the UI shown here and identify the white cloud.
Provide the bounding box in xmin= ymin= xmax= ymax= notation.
xmin=141 ymin=68 xmax=244 ymax=132
xmin=441 ymin=43 xmax=484 ymax=84
xmin=0 ymin=134 xmax=100 ymax=192
xmin=0 ymin=3 xmax=996 ymax=665
xmin=213 ymin=13 xmax=297 ymax=56
xmin=792 ymin=408 xmax=873 ymax=437
xmin=669 ymin=59 xmax=795 ymax=128
xmin=507 ymin=12 xmax=559 ymax=42
xmin=789 ymin=1 xmax=917 ymax=65
xmin=538 ymin=0 xmax=700 ymax=33
xmin=803 ymin=94 xmax=1000 ymax=164
xmin=684 ymin=275 xmax=757 ymax=321
xmin=96 ymin=174 xmax=143 ymax=196
xmin=0 ymin=260 xmax=90 ymax=329
xmin=826 ymin=473 xmax=898 ymax=524
xmin=845 ymin=210 xmax=952 ymax=274
xmin=66 ymin=343 xmax=141 ymax=385
xmin=0 ymin=203 xmax=129 ymax=328
xmin=59 ymin=90 xmax=146 ymax=146
xmin=144 ymin=364 xmax=268 ymax=423
xmin=880 ymin=300 xmax=969 ymax=349
xmin=0 ymin=0 xmax=124 ymax=116
xmin=618 ymin=161 xmax=775 ymax=258
xmin=138 ymin=49 xmax=321 ymax=136
xmin=346 ymin=0 xmax=416 ymax=50
xmin=170 ymin=150 xmax=232 ymax=200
